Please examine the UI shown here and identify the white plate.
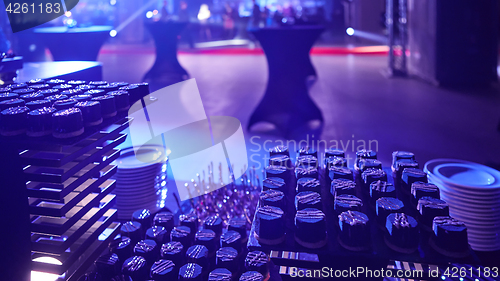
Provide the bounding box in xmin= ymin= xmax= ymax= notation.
xmin=425 ymin=159 xmax=500 ymax=189
xmin=115 ymin=146 xmax=167 ymax=170
xmin=428 ymin=174 xmax=500 ymax=196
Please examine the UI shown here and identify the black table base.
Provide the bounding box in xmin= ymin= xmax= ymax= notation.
xmin=248 ymin=26 xmax=325 ymax=135
xmin=143 ymin=21 xmax=189 ymax=83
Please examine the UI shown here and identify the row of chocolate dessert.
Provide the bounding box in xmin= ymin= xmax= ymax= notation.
xmin=0 ymin=79 xmax=149 ymax=138
xmin=82 ymin=208 xmax=271 ymax=281
xmin=340 ymin=150 xmax=469 ymax=258
xmin=254 ymin=146 xmax=328 ymax=250
xmin=253 ymin=146 xmax=469 ymax=258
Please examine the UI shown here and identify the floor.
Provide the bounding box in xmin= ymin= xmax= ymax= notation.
xmin=97 ymin=44 xmax=500 ymax=172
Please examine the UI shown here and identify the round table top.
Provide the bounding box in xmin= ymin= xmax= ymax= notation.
xmin=33 ymin=25 xmax=113 ymax=34
xmin=248 ymin=25 xmax=325 ymax=33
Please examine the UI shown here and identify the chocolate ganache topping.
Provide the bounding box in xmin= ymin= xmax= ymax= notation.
xmin=339 ymin=211 xmax=369 ymax=226
xmin=151 ymin=259 xmax=175 ymax=275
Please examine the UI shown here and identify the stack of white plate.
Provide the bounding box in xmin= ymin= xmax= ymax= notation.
xmin=114 ymin=146 xmax=167 ymax=220
xmin=424 ymin=159 xmax=500 ymax=252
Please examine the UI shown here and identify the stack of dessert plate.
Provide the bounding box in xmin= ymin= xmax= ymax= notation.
xmin=114 ymin=145 xmax=167 ymax=220
xmin=424 ymin=159 xmax=500 ymax=251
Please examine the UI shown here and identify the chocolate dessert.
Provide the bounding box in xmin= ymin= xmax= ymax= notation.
xmin=331 ymin=178 xmax=356 ymax=196
xmin=430 ymin=216 xmax=469 ymax=257
xmin=296 ymin=155 xmax=318 ymax=168
xmin=186 ymin=245 xmax=209 ymax=268
xmin=334 ymin=194 xmax=363 ymax=214
xmin=375 ymin=197 xmax=404 ymax=225
xmin=254 ymin=206 xmax=285 ymax=245
xmin=259 ymin=189 xmax=285 ymax=209
xmin=228 ymin=217 xmax=248 ymax=242
xmin=297 ymin=146 xmax=318 ymax=157
xmin=328 ymin=167 xmax=353 ymax=181
xmin=109 ymin=90 xmax=130 ymax=112
xmin=95 ymin=253 xmax=120 ymax=278
xmin=295 ymin=208 xmax=327 ymax=249
xmin=325 ymin=148 xmax=345 ymax=158
xmin=27 ymin=107 xmax=56 ymax=137
xmin=145 ymin=226 xmax=167 ymax=244
xmin=295 ymin=166 xmax=319 ymax=179
xmin=0 ymin=106 xmax=29 ymax=136
xmin=369 ymin=181 xmax=396 ymax=202
xmin=195 ymin=229 xmax=217 ymax=254
xmin=20 ymin=93 xmax=44 ymax=102
xmin=53 ymin=98 xmax=78 ymax=110
xmin=160 ymin=241 xmax=184 ymax=266
xmin=269 ymin=145 xmax=289 ymax=157
xmin=203 ymin=215 xmax=223 ymax=236
xmin=385 ymin=213 xmax=419 ymax=253
xmin=109 ymin=236 xmax=132 ymax=261
xmin=295 ymin=191 xmax=322 ymax=210
xmin=239 ymin=271 xmax=264 ymax=281
xmin=171 ymin=226 xmax=192 ymax=248
xmin=154 ymin=211 xmax=175 ymax=233
xmin=0 ymin=98 xmax=25 ymax=111
xmin=122 ymin=256 xmax=148 ymax=280
xmin=120 ymin=221 xmax=142 ymax=244
xmin=26 ymin=99 xmax=51 ymax=111
xmin=220 ymin=230 xmax=242 ymax=252
xmin=133 ymin=239 xmax=158 ymax=263
xmin=401 ymin=168 xmax=427 ymax=194
xmin=92 ymin=95 xmax=117 ymax=118
xmin=150 ymin=259 xmax=176 ymax=281
xmin=269 ymin=154 xmax=292 ymax=169
xmin=216 ymin=247 xmax=238 ymax=272
xmin=417 ymin=197 xmax=449 ymax=229
xmin=209 ymin=268 xmax=232 ymax=281
xmin=361 ymin=168 xmax=387 ymax=190
xmin=262 ymin=177 xmax=286 ymax=192
xmin=324 ymin=156 xmax=348 ymax=170
xmin=244 ymin=251 xmax=269 ymax=278
xmin=75 ymin=101 xmax=102 ymax=127
xmin=179 ymin=263 xmax=203 ymax=281
xmin=296 ymin=177 xmax=321 ymax=193
xmin=338 ymin=210 xmax=370 ymax=251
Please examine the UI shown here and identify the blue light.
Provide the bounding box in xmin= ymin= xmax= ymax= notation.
xmin=109 ymin=30 xmax=117 ymax=37
xmin=441 ymin=276 xmax=446 ymax=280
xmin=346 ymin=27 xmax=355 ymax=36
xmin=146 ymin=11 xmax=153 ymax=18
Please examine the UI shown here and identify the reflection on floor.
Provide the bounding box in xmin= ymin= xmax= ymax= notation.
xmin=98 ymin=47 xmax=500 ymax=171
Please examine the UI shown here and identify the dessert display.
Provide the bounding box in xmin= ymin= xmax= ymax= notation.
xmin=325 ymin=148 xmax=346 ymax=158
xmin=132 ymin=209 xmax=153 ymax=230
xmin=0 ymin=106 xmax=29 ymax=136
xmin=297 ymin=146 xmax=317 ymax=157
xmin=51 ymin=108 xmax=84 ymax=138
xmin=384 ymin=213 xmax=419 ymax=253
xmin=85 ymin=89 xmax=106 ymax=97
xmin=356 ymin=159 xmax=383 ymax=172
xmin=294 ymin=208 xmax=327 ymax=248
xmin=180 ymin=211 xmax=199 ymax=234
xmin=26 ymin=107 xmax=56 ymax=137
xmin=60 ymin=89 xmax=83 ymax=97
xmin=254 ymin=205 xmax=285 ymax=245
xmin=295 ymin=191 xmax=322 ymax=210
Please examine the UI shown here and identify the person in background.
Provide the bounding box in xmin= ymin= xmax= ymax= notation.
xmin=223 ymin=2 xmax=236 ymax=39
xmin=179 ymin=1 xmax=194 ymax=48
xmin=198 ymin=4 xmax=212 ymax=41
xmin=252 ymin=0 xmax=261 ymax=27
xmin=160 ymin=0 xmax=169 ymax=21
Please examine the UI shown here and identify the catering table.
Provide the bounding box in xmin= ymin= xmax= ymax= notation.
xmin=248 ymin=26 xmax=325 ymax=134
xmin=33 ymin=26 xmax=112 ymax=61
xmin=17 ymin=61 xmax=102 ymax=82
xmin=143 ymin=21 xmax=189 ymax=83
